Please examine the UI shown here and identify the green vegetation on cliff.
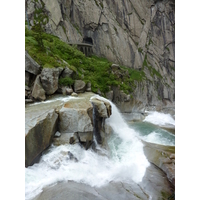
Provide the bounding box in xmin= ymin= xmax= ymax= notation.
xmin=25 ymin=27 xmax=146 ymax=95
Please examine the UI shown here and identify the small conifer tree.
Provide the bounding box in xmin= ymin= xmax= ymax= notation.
xmin=32 ymin=0 xmax=49 ymax=51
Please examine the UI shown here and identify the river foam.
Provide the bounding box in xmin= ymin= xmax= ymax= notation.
xmin=141 ymin=131 xmax=175 ymax=146
xmin=143 ymin=111 xmax=175 ymax=126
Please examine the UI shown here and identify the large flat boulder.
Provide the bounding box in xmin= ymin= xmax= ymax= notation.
xmin=58 ymin=99 xmax=93 ymax=133
xmin=25 ymin=109 xmax=58 ymax=167
xmin=40 ymin=68 xmax=59 ymax=95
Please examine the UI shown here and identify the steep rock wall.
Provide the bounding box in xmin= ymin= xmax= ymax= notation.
xmin=26 ymin=0 xmax=175 ymax=109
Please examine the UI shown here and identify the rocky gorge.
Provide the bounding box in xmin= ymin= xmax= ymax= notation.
xmin=25 ymin=92 xmax=175 ymax=199
xmin=25 ymin=0 xmax=175 ymax=199
xmin=26 ymin=0 xmax=175 ymax=112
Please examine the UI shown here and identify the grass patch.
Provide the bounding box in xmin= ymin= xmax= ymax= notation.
xmin=43 ymin=63 xmax=54 ymax=68
xmin=25 ymin=27 xmax=146 ymax=96
xmin=59 ymin=77 xmax=75 ymax=86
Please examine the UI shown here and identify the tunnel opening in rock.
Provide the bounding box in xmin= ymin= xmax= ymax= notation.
xmin=83 ymin=37 xmax=93 ymax=45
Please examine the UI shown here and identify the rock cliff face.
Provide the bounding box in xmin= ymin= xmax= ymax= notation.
xmin=26 ymin=0 xmax=175 ymax=109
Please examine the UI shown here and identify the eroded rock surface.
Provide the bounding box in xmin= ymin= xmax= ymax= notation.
xmin=25 ymin=109 xmax=58 ymax=167
xmin=142 ymin=141 xmax=175 ymax=187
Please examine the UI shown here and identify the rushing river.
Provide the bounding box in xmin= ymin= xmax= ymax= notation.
xmin=25 ymin=95 xmax=175 ymax=200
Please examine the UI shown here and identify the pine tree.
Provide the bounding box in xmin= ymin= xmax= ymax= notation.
xmin=32 ymin=0 xmax=49 ymax=51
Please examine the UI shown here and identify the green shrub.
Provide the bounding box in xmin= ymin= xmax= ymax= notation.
xmin=43 ymin=63 xmax=54 ymax=68
xmin=59 ymin=77 xmax=75 ymax=86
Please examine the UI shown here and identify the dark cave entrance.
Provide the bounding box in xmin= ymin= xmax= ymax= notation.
xmin=83 ymin=37 xmax=93 ymax=45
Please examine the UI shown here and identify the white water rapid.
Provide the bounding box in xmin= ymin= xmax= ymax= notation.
xmin=25 ymin=95 xmax=150 ymax=200
xmin=143 ymin=111 xmax=175 ymax=126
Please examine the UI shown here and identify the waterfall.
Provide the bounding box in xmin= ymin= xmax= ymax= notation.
xmin=91 ymin=95 xmax=150 ymax=181
xmin=25 ymin=95 xmax=150 ymax=200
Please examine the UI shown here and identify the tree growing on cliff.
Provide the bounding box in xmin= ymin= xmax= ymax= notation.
xmin=32 ymin=0 xmax=49 ymax=51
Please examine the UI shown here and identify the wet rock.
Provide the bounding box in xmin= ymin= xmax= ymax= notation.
xmin=77 ymin=131 xmax=93 ymax=150
xmin=90 ymin=97 xmax=112 ymax=145
xmin=90 ymin=98 xmax=112 ymax=118
xmin=139 ymin=163 xmax=174 ymax=199
xmin=40 ymin=68 xmax=59 ymax=95
xmin=32 ymin=181 xmax=106 ymax=200
xmin=90 ymin=99 xmax=108 ymax=118
xmin=71 ymin=92 xmax=78 ymax=97
xmin=25 ymin=109 xmax=58 ymax=167
xmin=54 ymin=131 xmax=61 ymax=137
xmin=142 ymin=141 xmax=175 ymax=187
xmin=67 ymin=151 xmax=78 ymax=162
xmin=53 ymin=132 xmax=79 ymax=146
xmin=77 ymin=132 xmax=93 ymax=143
xmin=32 ymin=169 xmax=174 ymax=200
